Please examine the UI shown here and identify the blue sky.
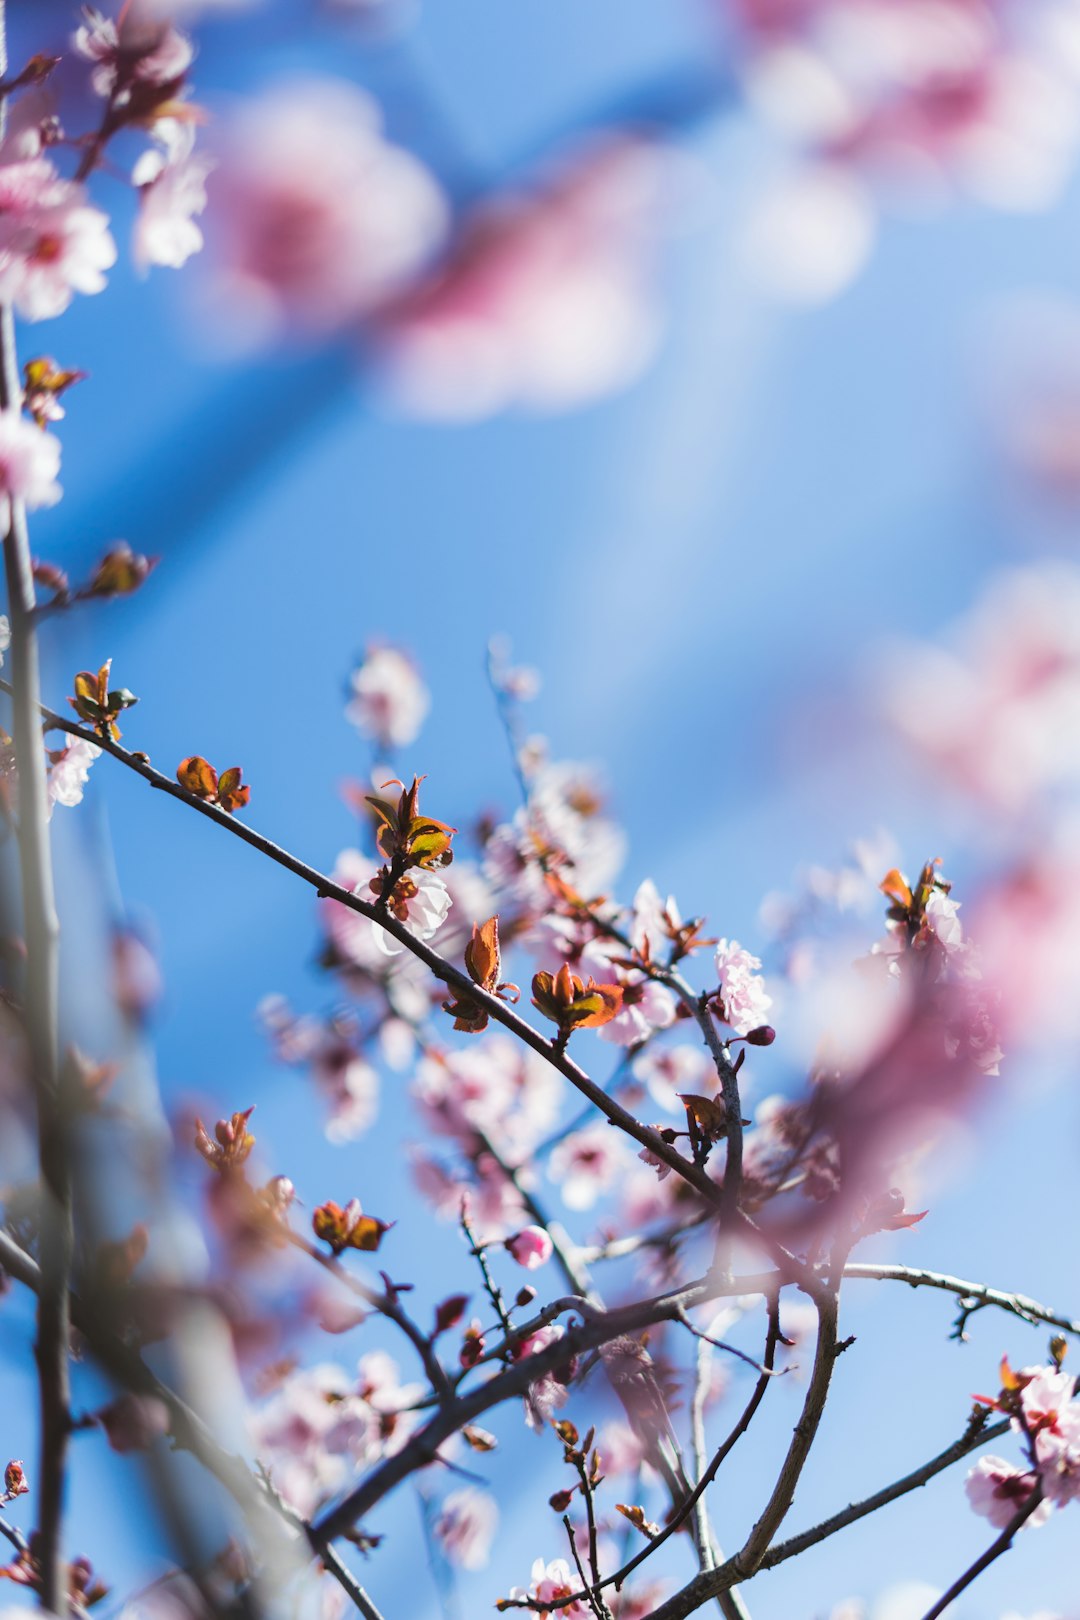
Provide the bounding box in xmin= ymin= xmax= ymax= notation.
xmin=3 ymin=2 xmax=1080 ymax=1618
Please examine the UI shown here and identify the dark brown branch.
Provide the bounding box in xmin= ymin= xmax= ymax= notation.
xmin=3 ymin=683 xmax=821 ymax=1299
xmin=758 ymin=1412 xmax=1011 ymax=1571
xmin=282 ymin=1226 xmax=452 ymax=1400
xmin=919 ymin=1485 xmax=1044 ymax=1620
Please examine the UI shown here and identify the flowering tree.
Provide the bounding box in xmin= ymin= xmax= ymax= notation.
xmin=1 ymin=7 xmax=1080 ymax=1620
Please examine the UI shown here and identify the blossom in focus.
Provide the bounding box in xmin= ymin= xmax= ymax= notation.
xmin=714 ymin=939 xmax=773 ymax=1035
xmin=508 ymin=1558 xmax=587 ymax=1618
xmin=206 ymin=79 xmax=447 ymax=342
xmin=378 ymin=135 xmax=671 ymax=419
xmin=1018 ymin=1364 xmax=1080 ymax=1505
xmin=370 ymin=867 xmax=451 ymax=955
xmin=46 ymin=737 xmax=102 ymax=816
xmin=346 ymin=645 xmax=429 ymax=751
xmin=133 ymin=120 xmax=212 ymax=270
xmin=505 ymin=1225 xmax=553 ymax=1269
xmin=964 ymin=1454 xmax=1050 ymax=1529
xmin=434 ymin=1487 xmax=499 ymax=1570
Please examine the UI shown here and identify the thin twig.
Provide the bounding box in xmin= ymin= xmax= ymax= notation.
xmin=758 ymin=1412 xmax=1011 ymax=1571
xmin=918 ymin=1486 xmax=1044 ymax=1620
xmin=843 ymin=1263 xmax=1080 ymax=1338
xmin=284 ymin=1226 xmax=452 ymax=1400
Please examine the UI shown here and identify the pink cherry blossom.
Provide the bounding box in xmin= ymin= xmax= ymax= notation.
xmin=206 ymin=79 xmax=447 ymax=343
xmin=434 ymin=1487 xmax=499 ymax=1570
xmin=600 ymin=973 xmax=677 ymax=1047
xmin=371 ymin=867 xmax=451 ymax=956
xmin=965 ymin=1454 xmax=1050 ymax=1529
xmin=632 ymin=1044 xmax=713 ymax=1113
xmin=0 ymin=158 xmax=116 ymax=321
xmin=258 ymin=997 xmax=379 ymax=1141
xmin=732 ymin=0 xmax=1080 ymax=303
xmin=509 ymin=1556 xmax=587 ymax=1617
xmin=133 ymin=121 xmax=212 ymax=271
xmin=549 ymin=1124 xmax=629 ymax=1210
xmin=0 ymin=409 xmax=61 ymax=529
xmin=46 ymin=737 xmax=101 ymax=816
xmin=882 ymin=562 xmax=1080 ymax=812
xmin=346 ymin=645 xmax=429 ymax=751
xmin=377 ymin=135 xmax=670 ymax=419
xmin=74 ymin=9 xmax=194 ymax=97
xmin=505 ymin=1226 xmax=553 ymax=1270
xmin=596 ymin=1420 xmax=647 ymax=1477
xmin=411 ymin=1149 xmax=527 ymax=1238
xmin=518 ymin=1324 xmax=572 ymax=1431
xmin=714 ymin=939 xmax=773 ymax=1035
xmin=923 ymin=890 xmax=964 ymax=953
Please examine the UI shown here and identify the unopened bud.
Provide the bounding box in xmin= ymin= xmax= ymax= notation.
xmin=1050 ymin=1334 xmax=1068 ymax=1369
xmin=515 ymin=1286 xmax=537 ymax=1308
xmin=745 ymin=1025 xmax=776 ymax=1046
xmin=548 ymin=1488 xmax=575 ymax=1512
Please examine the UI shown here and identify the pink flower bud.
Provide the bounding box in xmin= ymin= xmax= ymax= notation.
xmin=505 ymin=1225 xmax=553 ymax=1270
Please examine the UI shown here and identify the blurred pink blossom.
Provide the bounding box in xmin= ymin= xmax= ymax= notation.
xmin=133 ymin=120 xmax=212 ymax=271
xmin=0 ymin=158 xmax=116 ymax=320
xmin=434 ymin=1487 xmax=499 ymax=1570
xmin=882 ymin=563 xmax=1080 ymax=811
xmin=0 ymin=410 xmax=61 ymax=526
xmin=46 ymin=737 xmax=100 ymax=817
xmin=965 ymin=1454 xmax=1050 ymax=1528
xmin=377 ymin=136 xmax=670 ymax=418
xmin=549 ymin=1124 xmax=629 ymax=1210
xmin=505 ymin=1225 xmax=553 ymax=1270
xmin=206 ymin=78 xmax=447 ymax=342
xmin=346 ymin=645 xmax=429 ymax=752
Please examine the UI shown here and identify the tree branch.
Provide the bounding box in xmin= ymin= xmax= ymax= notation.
xmin=0 ymin=9 xmax=71 ymax=1598
xmin=843 ymin=1262 xmax=1080 ymax=1338
xmin=3 ymin=683 xmax=822 ymax=1299
xmin=919 ymin=1485 xmax=1044 ymax=1620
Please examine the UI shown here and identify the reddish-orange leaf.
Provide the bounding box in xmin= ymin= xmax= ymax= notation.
xmin=177 ymin=755 xmax=219 ymax=799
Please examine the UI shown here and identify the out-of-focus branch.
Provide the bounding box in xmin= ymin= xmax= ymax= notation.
xmin=0 ymin=8 xmax=70 ymax=1601
xmin=843 ymin=1262 xmax=1080 ymax=1337
xmin=0 ymin=1230 xmax=383 ymax=1618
